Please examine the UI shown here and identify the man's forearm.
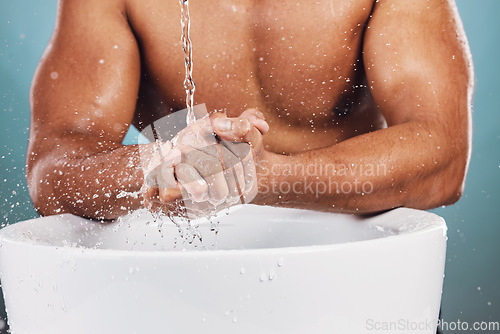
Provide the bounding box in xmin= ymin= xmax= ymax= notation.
xmin=255 ymin=121 xmax=468 ymax=213
xmin=29 ymin=136 xmax=145 ymax=219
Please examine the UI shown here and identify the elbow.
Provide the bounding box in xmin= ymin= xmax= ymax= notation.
xmin=27 ymin=165 xmax=49 ymax=216
xmin=31 ymin=198 xmax=54 ymax=217
xmin=442 ymin=177 xmax=465 ymax=206
xmin=27 ymin=157 xmax=63 ymax=217
xmin=29 ymin=189 xmax=57 ymax=217
xmin=414 ymin=136 xmax=470 ymax=210
xmin=440 ymin=142 xmax=470 ymax=207
xmin=417 ymin=163 xmax=466 ymax=210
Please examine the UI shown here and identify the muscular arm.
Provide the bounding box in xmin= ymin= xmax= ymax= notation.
xmin=28 ymin=0 xmax=144 ymax=219
xmin=254 ymin=0 xmax=473 ymax=213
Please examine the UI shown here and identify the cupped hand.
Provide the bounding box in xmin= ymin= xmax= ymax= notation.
xmin=141 ymin=108 xmax=269 ymax=216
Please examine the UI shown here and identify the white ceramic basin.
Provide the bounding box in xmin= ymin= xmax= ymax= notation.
xmin=0 ymin=205 xmax=446 ymax=333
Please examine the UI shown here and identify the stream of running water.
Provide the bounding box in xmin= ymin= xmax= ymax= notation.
xmin=179 ymin=0 xmax=196 ymax=125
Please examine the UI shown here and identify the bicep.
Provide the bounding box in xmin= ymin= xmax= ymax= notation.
xmin=363 ymin=0 xmax=473 ymax=127
xmin=30 ymin=0 xmax=141 ymax=145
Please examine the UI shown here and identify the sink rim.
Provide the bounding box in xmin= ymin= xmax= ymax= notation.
xmin=0 ymin=206 xmax=446 ymax=257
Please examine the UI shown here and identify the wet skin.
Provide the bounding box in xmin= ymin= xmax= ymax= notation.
xmin=28 ymin=0 xmax=472 ymax=219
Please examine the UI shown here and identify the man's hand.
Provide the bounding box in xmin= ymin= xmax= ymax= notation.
xmin=141 ymin=109 xmax=269 ymax=215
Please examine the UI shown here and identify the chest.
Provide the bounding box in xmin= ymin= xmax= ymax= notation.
xmin=127 ymin=0 xmax=374 ymax=120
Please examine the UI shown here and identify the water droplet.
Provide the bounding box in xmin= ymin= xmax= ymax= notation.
xmin=278 ymin=257 xmax=284 ymax=267
xmin=260 ymin=273 xmax=267 ymax=282
xmin=50 ymin=71 xmax=59 ymax=80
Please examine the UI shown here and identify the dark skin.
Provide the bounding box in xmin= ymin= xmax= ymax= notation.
xmin=28 ymin=0 xmax=473 ymax=219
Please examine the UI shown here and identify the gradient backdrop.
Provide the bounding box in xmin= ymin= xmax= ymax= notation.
xmin=1 ymin=1 xmax=499 ymax=333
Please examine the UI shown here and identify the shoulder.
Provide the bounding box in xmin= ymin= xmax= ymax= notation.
xmin=55 ymin=0 xmax=128 ymax=25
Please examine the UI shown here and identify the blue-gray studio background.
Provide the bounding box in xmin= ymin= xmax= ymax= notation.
xmin=1 ymin=1 xmax=499 ymax=333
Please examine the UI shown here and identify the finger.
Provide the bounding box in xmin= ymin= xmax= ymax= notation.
xmin=196 ymin=142 xmax=247 ymax=203
xmin=175 ymin=163 xmax=209 ymax=203
xmin=211 ymin=117 xmax=263 ymax=149
xmin=183 ymin=145 xmax=229 ymax=205
xmin=182 ymin=145 xmax=230 ymax=204
xmin=220 ymin=140 xmax=257 ymax=192
xmin=240 ymin=108 xmax=270 ymax=134
xmin=241 ymin=108 xmax=265 ymax=120
xmin=159 ymin=187 xmax=182 ymax=203
xmin=196 ymin=142 xmax=247 ymax=198
xmin=162 ymin=146 xmax=182 ymax=166
xmin=182 ymin=146 xmax=225 ymax=179
xmin=219 ymin=141 xmax=248 ymax=190
xmin=145 ymin=185 xmax=158 ymax=200
xmin=223 ymin=166 xmax=244 ymax=205
xmin=229 ymin=160 xmax=246 ymax=196
xmin=196 ymin=142 xmax=242 ymax=172
xmin=205 ymin=171 xmax=229 ymax=205
xmin=181 ymin=144 xmax=230 ymax=204
xmin=158 ymin=164 xmax=177 ymax=189
xmin=221 ymin=141 xmax=251 ymax=161
xmin=177 ymin=119 xmax=218 ymax=150
xmin=210 ymin=109 xmax=268 ymax=134
xmin=158 ymin=164 xmax=182 ymax=203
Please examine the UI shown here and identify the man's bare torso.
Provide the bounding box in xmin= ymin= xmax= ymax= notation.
xmin=28 ymin=0 xmax=471 ymax=218
xmin=126 ymin=0 xmax=384 ymax=153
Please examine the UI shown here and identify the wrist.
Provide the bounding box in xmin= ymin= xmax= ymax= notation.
xmin=253 ymin=150 xmax=288 ymax=205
